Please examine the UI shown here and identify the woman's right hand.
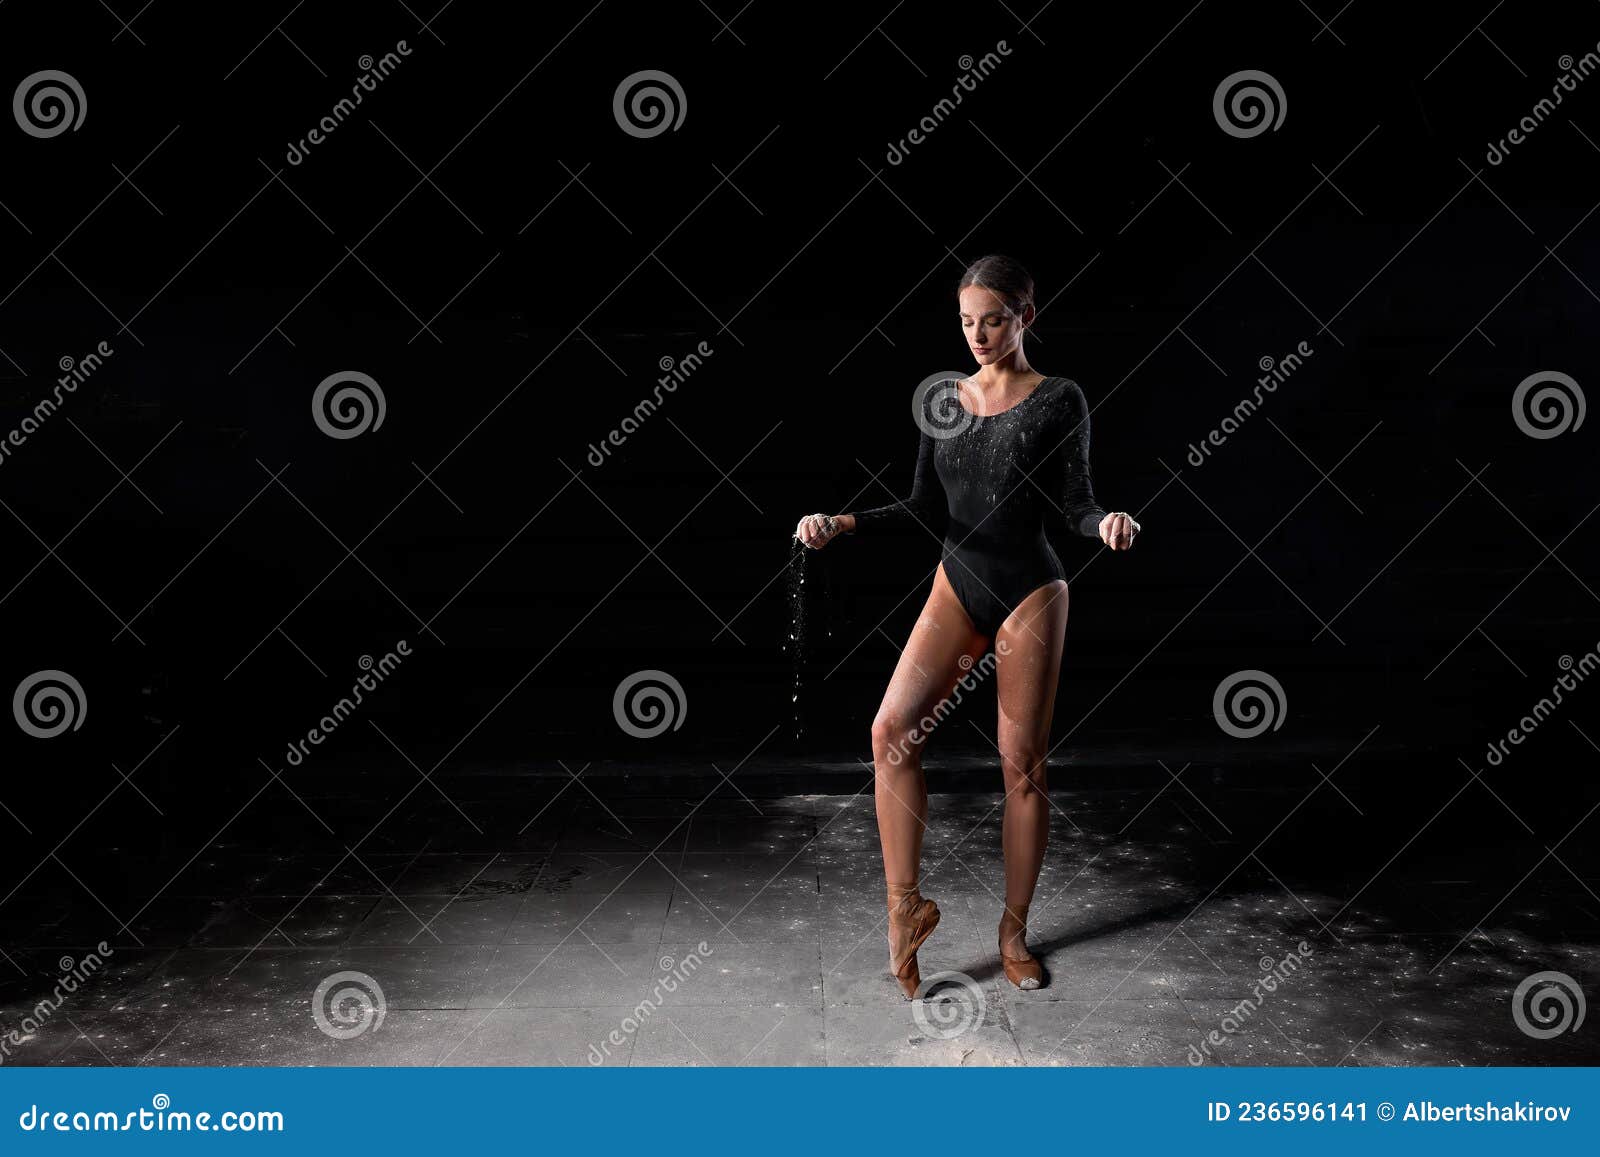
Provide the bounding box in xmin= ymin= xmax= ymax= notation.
xmin=795 ymin=512 xmax=852 ymax=549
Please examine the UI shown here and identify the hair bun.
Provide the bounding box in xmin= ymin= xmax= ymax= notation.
xmin=958 ymin=254 xmax=1034 ymax=317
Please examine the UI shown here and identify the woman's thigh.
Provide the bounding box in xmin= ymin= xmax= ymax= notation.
xmin=875 ymin=565 xmax=990 ymax=744
xmin=994 ymin=580 xmax=1070 ymax=759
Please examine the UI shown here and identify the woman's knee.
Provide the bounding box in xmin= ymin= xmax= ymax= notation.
xmin=872 ymin=709 xmax=923 ymax=769
xmin=1000 ymin=745 xmax=1049 ymax=795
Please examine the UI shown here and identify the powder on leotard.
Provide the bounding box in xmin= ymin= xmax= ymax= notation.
xmin=849 ymin=376 xmax=1108 ymax=635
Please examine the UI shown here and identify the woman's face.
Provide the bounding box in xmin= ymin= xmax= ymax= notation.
xmin=959 ymin=284 xmax=1029 ymax=366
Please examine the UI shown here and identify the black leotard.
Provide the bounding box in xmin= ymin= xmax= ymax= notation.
xmin=851 ymin=375 xmax=1107 ymax=636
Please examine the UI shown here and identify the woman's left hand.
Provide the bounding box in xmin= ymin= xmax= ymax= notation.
xmin=1099 ymin=512 xmax=1140 ymax=551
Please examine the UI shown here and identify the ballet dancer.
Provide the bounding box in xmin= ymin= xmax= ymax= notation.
xmin=794 ymin=254 xmax=1139 ymax=994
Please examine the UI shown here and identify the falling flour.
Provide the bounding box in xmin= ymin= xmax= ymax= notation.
xmin=785 ymin=539 xmax=809 ymax=740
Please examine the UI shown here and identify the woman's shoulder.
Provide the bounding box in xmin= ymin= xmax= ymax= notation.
xmin=1042 ymin=375 xmax=1089 ymax=413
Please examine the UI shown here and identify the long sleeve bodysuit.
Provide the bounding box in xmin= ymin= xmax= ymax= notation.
xmin=851 ymin=375 xmax=1107 ymax=636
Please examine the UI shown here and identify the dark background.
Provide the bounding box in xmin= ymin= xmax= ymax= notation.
xmin=0 ymin=1 xmax=1596 ymax=887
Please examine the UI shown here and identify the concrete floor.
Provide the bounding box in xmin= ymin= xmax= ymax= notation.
xmin=2 ymin=783 xmax=1596 ymax=1066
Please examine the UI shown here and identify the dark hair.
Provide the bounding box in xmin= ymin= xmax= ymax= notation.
xmin=957 ymin=254 xmax=1035 ymax=321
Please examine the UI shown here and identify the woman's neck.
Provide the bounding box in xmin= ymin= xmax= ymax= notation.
xmin=973 ymin=353 xmax=1041 ymax=391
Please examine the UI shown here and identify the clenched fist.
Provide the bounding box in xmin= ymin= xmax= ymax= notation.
xmin=1098 ymin=511 xmax=1140 ymax=551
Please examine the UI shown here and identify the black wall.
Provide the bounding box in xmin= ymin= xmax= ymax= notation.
xmin=1 ymin=1 xmax=1597 ymax=861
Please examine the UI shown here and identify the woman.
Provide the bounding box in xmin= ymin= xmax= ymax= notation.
xmin=794 ymin=254 xmax=1139 ymax=996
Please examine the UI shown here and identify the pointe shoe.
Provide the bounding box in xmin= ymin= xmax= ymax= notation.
xmin=998 ymin=901 xmax=1043 ymax=990
xmin=886 ymin=882 xmax=941 ymax=999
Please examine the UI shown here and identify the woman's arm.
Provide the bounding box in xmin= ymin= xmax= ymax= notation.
xmin=848 ymin=427 xmax=944 ymax=532
xmin=1054 ymin=380 xmax=1109 ymax=538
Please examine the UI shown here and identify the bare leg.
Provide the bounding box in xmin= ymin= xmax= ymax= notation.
xmin=871 ymin=565 xmax=986 ymax=993
xmin=871 ymin=564 xmax=988 ymax=884
xmin=993 ymin=580 xmax=1069 ymax=981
